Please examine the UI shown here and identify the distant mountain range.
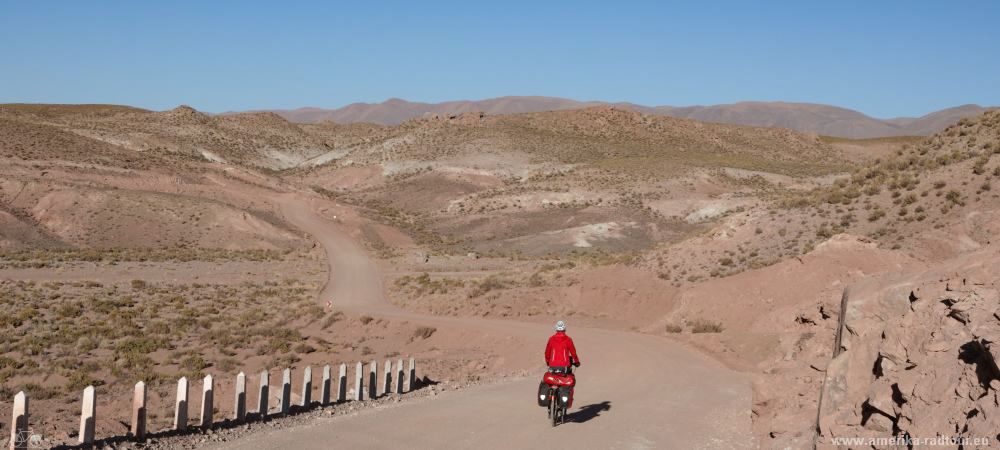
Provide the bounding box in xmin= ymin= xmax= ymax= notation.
xmin=228 ymin=97 xmax=995 ymax=139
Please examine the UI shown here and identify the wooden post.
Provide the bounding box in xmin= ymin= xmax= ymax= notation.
xmin=320 ymin=365 xmax=332 ymax=405
xmin=78 ymin=385 xmax=96 ymax=444
xmin=395 ymin=358 xmax=405 ymax=394
xmin=258 ymin=370 xmax=269 ymax=419
xmin=174 ymin=377 xmax=189 ymax=431
xmin=408 ymin=357 xmax=417 ymax=391
xmin=10 ymin=391 xmax=28 ymax=450
xmin=368 ymin=360 xmax=378 ymax=399
xmin=280 ymin=368 xmax=291 ymax=414
xmin=815 ymin=287 xmax=853 ymax=445
xmin=131 ymin=381 xmax=147 ymax=440
xmin=833 ymin=287 xmax=851 ymax=357
xmin=354 ymin=362 xmax=363 ymax=401
xmin=200 ymin=374 xmax=214 ymax=428
xmin=337 ymin=363 xmax=347 ymax=402
xmin=301 ymin=366 xmax=312 ymax=407
xmin=234 ymin=372 xmax=247 ymax=421
xmin=383 ymin=359 xmax=393 ymax=396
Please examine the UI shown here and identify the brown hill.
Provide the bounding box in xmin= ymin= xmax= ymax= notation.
xmin=232 ymin=97 xmax=994 ymax=138
xmin=246 ymin=96 xmax=602 ymax=125
xmin=659 ymin=102 xmax=899 ymax=138
xmin=0 ymin=103 xmax=148 ymax=119
xmin=886 ymin=104 xmax=994 ymax=135
xmin=309 ymin=106 xmax=844 ymax=176
xmin=0 ymin=117 xmax=157 ymax=169
xmin=0 ymin=104 xmax=333 ymax=169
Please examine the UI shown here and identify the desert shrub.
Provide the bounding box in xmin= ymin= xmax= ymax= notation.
xmin=945 ymin=190 xmax=964 ymax=206
xmin=320 ymin=311 xmax=343 ymax=330
xmin=413 ymin=326 xmax=437 ymax=340
xmin=293 ymin=343 xmax=316 ymax=354
xmin=179 ymin=354 xmax=210 ymax=378
xmin=665 ymin=324 xmax=683 ymax=333
xmin=65 ymin=370 xmax=99 ymax=392
xmin=689 ymin=319 xmax=724 ymax=333
xmin=468 ymin=275 xmax=508 ymax=298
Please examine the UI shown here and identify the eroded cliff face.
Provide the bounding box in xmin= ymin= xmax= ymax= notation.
xmin=818 ymin=251 xmax=1000 ymax=446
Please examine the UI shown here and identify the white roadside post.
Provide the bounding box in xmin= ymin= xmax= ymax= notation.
xmin=258 ymin=370 xmax=270 ymax=419
xmin=354 ymin=362 xmax=363 ymax=401
xmin=368 ymin=360 xmax=378 ymax=399
xmin=78 ymin=385 xmax=96 ymax=444
xmin=174 ymin=377 xmax=189 ymax=431
xmin=10 ymin=391 xmax=28 ymax=450
xmin=395 ymin=359 xmax=405 ymax=394
xmin=200 ymin=374 xmax=214 ymax=428
xmin=383 ymin=359 xmax=393 ymax=396
xmin=280 ymin=368 xmax=291 ymax=415
xmin=408 ymin=357 xmax=417 ymax=391
xmin=301 ymin=366 xmax=313 ymax=407
xmin=234 ymin=372 xmax=247 ymax=421
xmin=131 ymin=381 xmax=147 ymax=440
xmin=320 ymin=365 xmax=332 ymax=405
xmin=338 ymin=363 xmax=348 ymax=402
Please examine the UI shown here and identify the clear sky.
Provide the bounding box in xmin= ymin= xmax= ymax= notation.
xmin=1 ymin=0 xmax=997 ymax=118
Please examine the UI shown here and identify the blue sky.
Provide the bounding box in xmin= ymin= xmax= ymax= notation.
xmin=1 ymin=0 xmax=997 ymax=118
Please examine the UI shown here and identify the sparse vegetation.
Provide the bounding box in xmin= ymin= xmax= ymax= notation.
xmin=689 ymin=319 xmax=724 ymax=334
xmin=412 ymin=326 xmax=437 ymax=340
xmin=0 ymin=248 xmax=292 ymax=269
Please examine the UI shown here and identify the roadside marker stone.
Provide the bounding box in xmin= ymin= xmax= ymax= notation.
xmin=131 ymin=381 xmax=147 ymax=440
xmin=383 ymin=359 xmax=393 ymax=396
xmin=321 ymin=365 xmax=332 ymax=405
xmin=234 ymin=372 xmax=246 ymax=421
xmin=408 ymin=357 xmax=417 ymax=392
xmin=338 ymin=363 xmax=347 ymax=402
xmin=200 ymin=374 xmax=214 ymax=428
xmin=174 ymin=377 xmax=189 ymax=431
xmin=396 ymin=359 xmax=405 ymax=394
xmin=78 ymin=385 xmax=96 ymax=444
xmin=368 ymin=360 xmax=378 ymax=399
xmin=258 ymin=370 xmax=270 ymax=418
xmin=354 ymin=362 xmax=363 ymax=401
xmin=280 ymin=368 xmax=291 ymax=414
xmin=301 ymin=366 xmax=313 ymax=407
xmin=10 ymin=391 xmax=28 ymax=450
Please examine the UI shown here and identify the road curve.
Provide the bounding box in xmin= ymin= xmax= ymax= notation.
xmin=211 ymin=195 xmax=753 ymax=449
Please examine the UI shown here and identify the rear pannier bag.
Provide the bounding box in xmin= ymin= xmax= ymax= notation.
xmin=537 ymin=381 xmax=549 ymax=407
xmin=557 ymin=386 xmax=574 ymax=409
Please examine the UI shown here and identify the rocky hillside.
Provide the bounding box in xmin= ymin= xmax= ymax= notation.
xmin=818 ymin=250 xmax=1000 ymax=445
xmin=0 ymin=104 xmax=333 ymax=169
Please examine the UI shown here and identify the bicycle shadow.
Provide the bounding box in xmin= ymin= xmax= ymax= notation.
xmin=566 ymin=401 xmax=611 ymax=423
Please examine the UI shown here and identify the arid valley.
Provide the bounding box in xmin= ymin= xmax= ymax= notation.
xmin=0 ymin=97 xmax=999 ymax=448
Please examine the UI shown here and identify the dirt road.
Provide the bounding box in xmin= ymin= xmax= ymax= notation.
xmin=209 ymin=195 xmax=753 ymax=449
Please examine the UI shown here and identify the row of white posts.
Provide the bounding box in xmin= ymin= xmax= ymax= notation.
xmin=7 ymin=358 xmax=417 ymax=449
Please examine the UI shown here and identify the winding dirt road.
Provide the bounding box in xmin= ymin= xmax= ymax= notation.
xmin=211 ymin=195 xmax=753 ymax=449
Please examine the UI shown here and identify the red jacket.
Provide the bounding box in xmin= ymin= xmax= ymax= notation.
xmin=544 ymin=331 xmax=580 ymax=367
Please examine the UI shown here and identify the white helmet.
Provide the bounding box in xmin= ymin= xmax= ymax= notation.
xmin=555 ymin=320 xmax=566 ymax=331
